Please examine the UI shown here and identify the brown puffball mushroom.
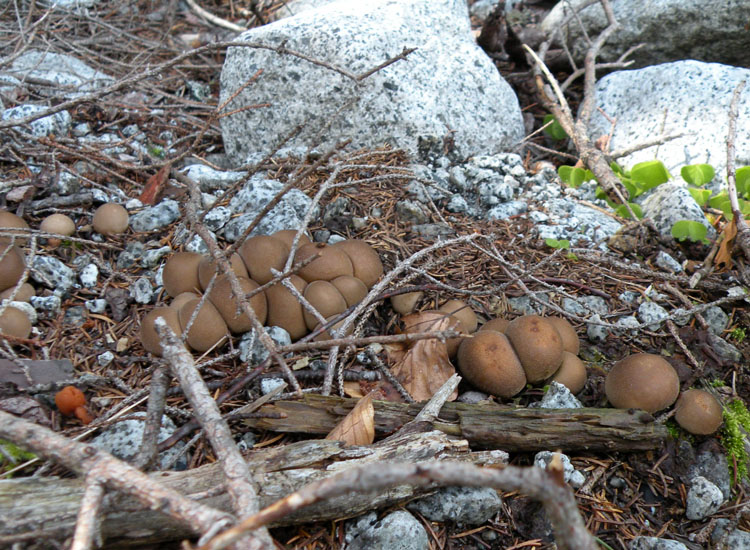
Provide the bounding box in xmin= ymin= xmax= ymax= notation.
xmin=0 ymin=282 xmax=35 ymax=302
xmin=0 ymin=305 xmax=31 ymax=339
xmin=438 ymin=300 xmax=478 ymax=358
xmin=141 ymin=307 xmax=184 ymax=356
xmin=197 ymin=253 xmax=249 ymax=291
xmin=40 ymin=213 xmax=75 ymax=247
xmin=391 ymin=291 xmax=423 ymax=315
xmin=170 ymin=291 xmax=201 ymax=312
xmin=504 ymin=315 xmax=564 ymax=383
xmin=178 ymin=299 xmax=228 ymax=352
xmin=271 ymin=229 xmax=311 ymax=250
xmin=330 ymin=275 xmax=368 ymax=307
xmin=312 ymin=316 xmax=353 ymax=341
xmin=674 ymin=389 xmax=723 ymax=435
xmin=549 ymin=351 xmax=587 ymax=394
xmin=457 ymin=330 xmax=527 ymax=398
xmin=302 ymin=280 xmax=348 ymax=331
xmin=92 ymin=203 xmax=129 ymax=235
xmin=294 ymin=242 xmax=353 ymax=282
xmin=265 ymin=275 xmax=308 ymax=341
xmin=0 ymin=210 xmax=30 ymax=243
xmin=331 ymin=239 xmax=384 ymax=288
xmin=546 ymin=317 xmax=580 ymax=355
xmin=238 ymin=235 xmax=290 ymax=285
xmin=479 ymin=317 xmax=510 ymax=333
xmin=208 ymin=275 xmax=267 ymax=333
xmin=0 ymin=245 xmax=26 ymax=293
xmin=605 ymin=353 xmax=680 ymax=413
xmin=162 ymin=252 xmax=203 ymax=298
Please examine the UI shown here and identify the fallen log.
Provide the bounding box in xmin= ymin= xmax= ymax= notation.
xmin=246 ymin=394 xmax=668 ymax=452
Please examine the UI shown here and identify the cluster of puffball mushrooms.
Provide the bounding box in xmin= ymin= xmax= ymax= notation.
xmin=140 ymin=230 xmax=384 ymax=355
xmin=407 ymin=301 xmax=724 ymax=437
xmin=0 ymin=205 xmax=129 ymax=339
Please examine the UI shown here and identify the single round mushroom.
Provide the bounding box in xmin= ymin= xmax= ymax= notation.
xmin=271 ymin=229 xmax=311 ymax=250
xmin=92 ymin=203 xmax=129 ymax=235
xmin=604 ymin=353 xmax=680 ymax=413
xmin=312 ymin=315 xmax=353 ymax=341
xmin=302 ymin=280 xmax=348 ymax=331
xmin=549 ymin=351 xmax=587 ymax=394
xmin=0 ymin=282 xmax=35 ymax=302
xmin=674 ymin=389 xmax=723 ymax=435
xmin=207 ymin=275 xmax=268 ymax=333
xmin=331 ymin=239 xmax=383 ymax=288
xmin=390 ymin=291 xmax=423 ymax=315
xmin=54 ymin=385 xmax=93 ymax=424
xmin=40 ymin=213 xmax=75 ymax=247
xmin=456 ymin=330 xmax=527 ymax=398
xmin=197 ymin=253 xmax=249 ymax=291
xmin=293 ymin=242 xmax=353 ymax=282
xmin=162 ymin=252 xmax=203 ymax=298
xmin=438 ymin=299 xmax=478 ymax=357
xmin=330 ymin=275 xmax=368 ymax=307
xmin=0 ymin=245 xmax=26 ymax=293
xmin=264 ymin=275 xmax=308 ymax=341
xmin=177 ymin=299 xmax=229 ymax=352
xmin=504 ymin=315 xmax=564 ymax=383
xmin=238 ymin=235 xmax=290 ymax=285
xmin=0 ymin=305 xmax=31 ymax=338
xmin=169 ymin=291 xmax=201 ymax=312
xmin=0 ymin=210 xmax=30 ymax=244
xmin=140 ymin=306 xmax=184 ymax=356
xmin=479 ymin=317 xmax=510 ymax=333
xmin=546 ymin=316 xmax=580 ymax=355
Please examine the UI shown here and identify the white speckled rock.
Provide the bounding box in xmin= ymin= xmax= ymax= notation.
xmin=220 ymin=0 xmax=523 ymax=164
xmin=639 ymin=182 xmax=717 ymax=239
xmin=541 ymin=0 xmax=750 ymax=69
xmin=589 ymin=62 xmax=750 ymax=186
xmin=1 ymin=104 xmax=71 ymax=138
xmin=630 ymin=537 xmax=688 ymax=550
xmin=686 ymin=476 xmax=724 ymax=520
xmin=8 ymin=50 xmax=113 ymax=97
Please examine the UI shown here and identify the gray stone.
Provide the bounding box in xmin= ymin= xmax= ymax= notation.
xmin=78 ymin=263 xmax=98 ymax=288
xmin=619 ymin=290 xmax=640 ymax=304
xmin=130 ymin=199 xmax=180 ymax=232
xmin=117 ymin=241 xmax=145 ymax=269
xmin=655 ymin=251 xmax=683 ymax=273
xmin=589 ymin=62 xmax=750 ymax=187
xmin=141 ymin=246 xmax=172 ymax=269
xmin=220 ymin=0 xmax=523 ymax=164
xmin=396 ymin=200 xmax=429 ymax=225
xmin=586 ymin=314 xmax=609 ymax=343
xmin=478 ymin=177 xmax=514 ymax=206
xmin=541 ymin=0 xmax=750 ymax=69
xmin=55 ymin=172 xmax=80 ymax=195
xmin=183 ymin=164 xmax=246 ymax=192
xmin=486 ymin=200 xmax=527 ymax=220
xmin=85 ymin=299 xmax=107 ymax=314
xmin=711 ymin=519 xmax=750 ymax=549
xmin=63 ymin=306 xmax=87 ymax=327
xmin=638 ymin=302 xmax=669 ymax=330
xmin=640 ymin=183 xmax=716 ymax=239
xmin=539 ymin=198 xmax=622 ymax=246
xmin=456 ymin=390 xmax=490 ymax=404
xmin=671 ymin=308 xmax=692 ymax=326
xmin=706 ymin=332 xmax=742 ymax=363
xmin=534 ymin=451 xmax=585 ymax=488
xmin=97 ymin=351 xmax=114 ymax=367
xmin=406 ymin=486 xmax=502 ymax=526
xmin=240 ymin=326 xmax=292 ymax=364
xmin=31 ymin=256 xmax=75 ymax=291
xmin=446 ymin=194 xmax=469 ymax=213
xmin=9 ymin=50 xmax=113 ymax=97
xmin=204 ymin=206 xmax=232 ymax=232
xmin=410 ymin=223 xmax=455 ymax=238
xmin=686 ymin=476 xmax=723 ymax=520
xmin=345 ymin=510 xmax=428 ymax=550
xmin=1 ymin=104 xmax=71 ymax=138
xmin=89 ymin=413 xmax=186 ymax=470
xmin=538 ymin=381 xmax=583 ymax=409
xmin=30 ymin=295 xmax=61 ymax=318
xmin=562 ymin=295 xmax=608 ymax=317
xmin=703 ymin=305 xmax=729 ymax=336
xmin=507 ymin=295 xmax=549 ymax=315
xmin=260 ymin=377 xmax=286 ymax=395
xmin=613 ymin=316 xmax=640 ymax=337
xmin=184 ymin=234 xmax=210 ymax=255
xmin=268 ymin=0 xmax=337 ymax=22
xmin=130 ymin=277 xmax=153 ymax=304
xmin=629 ymin=537 xmax=687 ymax=550
xmin=689 ymin=443 xmax=732 ymax=500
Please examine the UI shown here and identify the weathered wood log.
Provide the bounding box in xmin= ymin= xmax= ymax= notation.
xmin=0 ymin=431 xmax=506 ymax=548
xmin=247 ymin=394 xmax=668 ymax=452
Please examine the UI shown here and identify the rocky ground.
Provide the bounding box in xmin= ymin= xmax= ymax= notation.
xmin=0 ymin=1 xmax=749 ymax=549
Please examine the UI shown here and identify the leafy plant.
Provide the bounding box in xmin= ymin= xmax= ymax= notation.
xmin=558 ymin=165 xmax=593 ymax=188
xmin=681 ymin=163 xmax=715 ymax=186
xmin=545 ymin=238 xmax=570 ymax=249
xmin=671 ymin=220 xmax=709 ymax=244
xmin=722 ymin=398 xmax=750 ymax=483
xmin=543 ymin=114 xmax=568 ymax=141
xmin=0 ymin=439 xmax=36 ymax=475
xmin=730 ymin=327 xmax=746 ymax=343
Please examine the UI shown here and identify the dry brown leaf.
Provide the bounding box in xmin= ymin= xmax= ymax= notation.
xmin=714 ymin=219 xmax=737 ymax=271
xmin=342 ymin=380 xmax=365 ymax=398
xmin=139 ymin=163 xmax=171 ymax=205
xmin=390 ymin=313 xmax=459 ymax=402
xmin=325 ymin=392 xmax=375 ymax=446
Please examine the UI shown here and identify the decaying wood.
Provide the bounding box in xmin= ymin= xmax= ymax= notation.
xmin=244 ymin=394 xmax=668 ymax=452
xmin=0 ymin=431 xmax=504 ymax=547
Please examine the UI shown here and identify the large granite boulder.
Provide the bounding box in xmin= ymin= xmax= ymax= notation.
xmin=220 ymin=0 xmax=524 ymax=165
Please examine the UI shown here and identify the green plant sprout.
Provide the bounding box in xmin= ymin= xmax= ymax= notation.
xmin=722 ymin=398 xmax=750 ymax=483
xmin=729 ymin=327 xmax=746 ymax=343
xmin=0 ymin=439 xmax=36 ymax=476
xmin=671 ymin=220 xmax=709 ymax=244
xmin=542 ymin=114 xmax=568 ymax=141
xmin=544 ymin=238 xmax=578 ymax=260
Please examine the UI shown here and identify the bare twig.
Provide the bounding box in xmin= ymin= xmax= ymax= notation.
xmin=132 ymin=365 xmax=170 ymax=471
xmin=725 ymin=80 xmax=750 ymax=263
xmin=70 ymin=473 xmax=105 ymax=550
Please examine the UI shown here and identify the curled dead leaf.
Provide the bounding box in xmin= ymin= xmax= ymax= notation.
xmin=325 ymin=392 xmax=375 ymax=446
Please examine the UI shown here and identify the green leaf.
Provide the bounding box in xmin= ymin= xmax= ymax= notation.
xmin=595 ymin=186 xmax=618 ymax=208
xmin=630 ymin=160 xmax=671 ymax=190
xmin=736 ymin=166 xmax=750 ymax=198
xmin=545 ymin=238 xmax=571 ymax=249
xmin=610 ymin=161 xmax=624 ymax=175
xmin=558 ymin=165 xmax=588 ymax=188
xmin=543 ymin=114 xmax=568 ymax=141
xmin=681 ymin=164 xmax=715 ymax=186
xmin=687 ymin=187 xmax=712 ymax=206
xmin=671 ymin=220 xmax=708 ymax=243
xmin=614 ymin=203 xmax=643 ymax=219
xmin=709 ymin=192 xmax=733 ymax=219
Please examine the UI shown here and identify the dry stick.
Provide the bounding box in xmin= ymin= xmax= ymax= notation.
xmin=70 ymin=472 xmax=105 ymax=550
xmin=725 ymin=80 xmax=750 ymax=263
xmin=0 ymin=409 xmax=233 ymax=535
xmin=154 ymin=318 xmax=273 ymax=550
xmin=133 ymin=365 xmax=170 ymax=471
xmin=200 ymin=460 xmax=597 ymax=550
xmin=184 ymin=0 xmax=247 ymax=32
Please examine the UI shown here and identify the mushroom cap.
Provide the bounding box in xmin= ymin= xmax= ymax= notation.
xmin=141 ymin=306 xmax=184 ymax=356
xmin=238 ymin=235 xmax=290 ymax=285
xmin=605 ymin=353 xmax=680 ymax=413
xmin=0 ymin=245 xmax=25 ymax=293
xmin=0 ymin=305 xmax=31 ymax=339
xmin=549 ymin=351 xmax=587 ymax=394
xmin=504 ymin=315 xmax=564 ymax=383
xmin=170 ymin=291 xmax=201 ymax=312
xmin=162 ymin=252 xmax=203 ymax=298
xmin=92 ymin=203 xmax=129 ymax=235
xmin=0 ymin=211 xmax=30 ymax=243
xmin=302 ymin=280 xmax=348 ymax=331
xmin=546 ymin=317 xmax=580 ymax=355
xmin=674 ymin=389 xmax=723 ymax=435
xmin=178 ymin=299 xmax=228 ymax=352
xmin=40 ymin=214 xmax=75 ymax=237
xmin=208 ymin=275 xmax=267 ymax=333
xmin=438 ymin=300 xmax=478 ymax=333
xmin=390 ymin=291 xmax=423 ymax=314
xmin=331 ymin=239 xmax=383 ymax=288
xmin=457 ymin=330 xmax=527 ymax=398
xmin=479 ymin=317 xmax=510 ymax=333
xmin=330 ymin=275 xmax=368 ymax=307
xmin=0 ymin=282 xmax=35 ymax=302
xmin=312 ymin=315 xmax=353 ymax=341
xmin=265 ymin=275 xmax=308 ymax=341
xmin=198 ymin=253 xmax=249 ymax=291
xmin=270 ymin=229 xmax=311 ymax=250
xmin=294 ymin=242 xmax=354 ymax=283
xmin=55 ymin=386 xmax=86 ymax=416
